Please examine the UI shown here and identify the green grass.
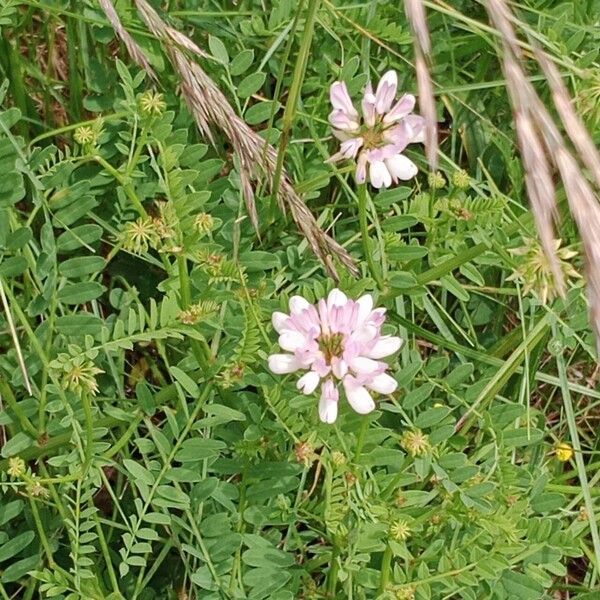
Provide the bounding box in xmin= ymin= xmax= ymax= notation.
xmin=0 ymin=1 xmax=599 ymax=599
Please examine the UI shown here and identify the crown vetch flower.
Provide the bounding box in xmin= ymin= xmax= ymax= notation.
xmin=328 ymin=70 xmax=425 ymax=189
xmin=268 ymin=289 xmax=401 ymax=423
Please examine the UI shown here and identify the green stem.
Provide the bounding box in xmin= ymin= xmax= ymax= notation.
xmin=0 ymin=374 xmax=38 ymax=438
xmin=176 ymin=255 xmax=212 ymax=370
xmin=81 ymin=393 xmax=94 ymax=475
xmin=29 ymin=496 xmax=56 ymax=568
xmin=353 ymin=413 xmax=371 ymax=463
xmin=92 ymin=155 xmax=147 ymax=217
xmin=269 ymin=0 xmax=319 ymax=217
xmin=378 ymin=543 xmax=393 ymax=594
xmin=0 ymin=581 xmax=10 ymax=600
xmin=93 ymin=507 xmax=120 ymax=595
xmin=357 ymin=184 xmax=385 ymax=290
xmin=327 ymin=536 xmax=340 ymax=597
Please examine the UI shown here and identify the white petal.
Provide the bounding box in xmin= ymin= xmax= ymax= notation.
xmin=343 ymin=378 xmax=376 ymax=414
xmin=297 ymin=371 xmax=320 ymax=394
xmin=368 ymin=336 xmax=403 ymax=359
xmin=289 ymin=296 xmax=311 ymax=315
xmin=272 ymin=311 xmax=289 ymax=333
xmin=352 ymin=324 xmax=378 ymax=345
xmin=319 ymin=380 xmax=339 ymax=423
xmin=349 ymin=356 xmax=382 ymax=375
xmin=268 ymin=354 xmax=302 ymax=374
xmin=356 ymin=295 xmax=374 ymax=325
xmin=385 ymin=154 xmax=418 ymax=182
xmin=367 ymin=373 xmax=398 ymax=394
xmin=319 ymin=395 xmax=338 ymax=423
xmin=279 ymin=331 xmax=307 ymax=352
xmin=327 ymin=288 xmax=348 ymax=309
xmin=369 ymin=160 xmax=392 ymax=189
xmin=331 ymin=358 xmax=348 ymax=379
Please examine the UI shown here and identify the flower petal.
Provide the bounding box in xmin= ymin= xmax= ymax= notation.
xmin=272 ymin=311 xmax=289 ymax=333
xmin=341 ymin=137 xmax=364 ymax=159
xmin=329 ymin=110 xmax=360 ymax=132
xmin=343 ymin=376 xmax=376 ymax=414
xmin=356 ymin=295 xmax=374 ymax=326
xmin=268 ymin=354 xmax=302 ymax=374
xmin=297 ymin=371 xmax=320 ymax=394
xmin=369 ymin=160 xmax=392 ymax=189
xmin=403 ymin=115 xmax=426 ymax=143
xmin=330 ymin=81 xmax=358 ymax=118
xmin=362 ymin=83 xmax=376 ymax=127
xmin=356 ymin=152 xmax=368 ymax=184
xmin=289 ymin=295 xmax=311 ymax=314
xmin=368 ymin=335 xmax=403 ymax=359
xmin=383 ymin=94 xmax=416 ymax=124
xmin=367 ymin=373 xmax=398 ymax=394
xmin=349 ymin=356 xmax=383 ymax=376
xmin=375 ymin=70 xmax=398 ymax=114
xmin=319 ymin=380 xmax=339 ymax=423
xmin=331 ymin=357 xmax=348 ymax=379
xmin=385 ymin=154 xmax=418 ymax=182
xmin=279 ymin=330 xmax=308 ymax=352
xmin=327 ymin=288 xmax=348 ymax=310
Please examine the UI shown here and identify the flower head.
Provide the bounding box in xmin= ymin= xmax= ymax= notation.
xmin=7 ymin=456 xmax=26 ymax=478
xmin=555 ymin=441 xmax=573 ymax=462
xmin=328 ymin=71 xmax=425 ymax=189
xmin=268 ymin=289 xmax=401 ymax=423
xmin=139 ymin=90 xmax=166 ymax=116
xmin=120 ymin=217 xmax=159 ymax=254
xmin=508 ymin=238 xmax=580 ymax=305
xmin=49 ymin=347 xmax=104 ymax=397
xmin=400 ymin=429 xmax=430 ymax=457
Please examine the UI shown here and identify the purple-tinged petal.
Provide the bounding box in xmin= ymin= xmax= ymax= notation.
xmin=383 ymin=94 xmax=416 ymax=124
xmin=375 ymin=70 xmax=398 ymax=114
xmin=356 ymin=153 xmax=368 ymax=184
xmin=330 ymin=81 xmax=359 ymax=118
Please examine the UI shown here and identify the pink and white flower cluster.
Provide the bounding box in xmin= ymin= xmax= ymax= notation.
xmin=328 ymin=70 xmax=425 ymax=189
xmin=268 ymin=290 xmax=401 ymax=423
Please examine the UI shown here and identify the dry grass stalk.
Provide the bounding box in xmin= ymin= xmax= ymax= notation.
xmin=99 ymin=0 xmax=357 ymax=279
xmin=535 ymin=48 xmax=600 ymax=190
xmin=487 ymin=0 xmax=600 ymax=349
xmin=501 ymin=58 xmax=565 ymax=295
xmin=555 ymin=149 xmax=600 ymax=351
xmin=405 ymin=0 xmax=438 ymax=171
xmin=97 ymin=0 xmax=156 ymax=79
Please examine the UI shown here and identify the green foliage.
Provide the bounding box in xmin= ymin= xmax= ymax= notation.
xmin=0 ymin=1 xmax=599 ymax=600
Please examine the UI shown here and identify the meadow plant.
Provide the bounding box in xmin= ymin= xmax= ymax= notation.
xmin=0 ymin=2 xmax=599 ymax=600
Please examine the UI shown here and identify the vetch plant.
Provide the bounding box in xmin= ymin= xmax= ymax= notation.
xmin=328 ymin=70 xmax=425 ymax=188
xmin=268 ymin=289 xmax=401 ymax=423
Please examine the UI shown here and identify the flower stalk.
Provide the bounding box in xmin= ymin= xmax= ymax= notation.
xmin=358 ymin=184 xmax=385 ymax=290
